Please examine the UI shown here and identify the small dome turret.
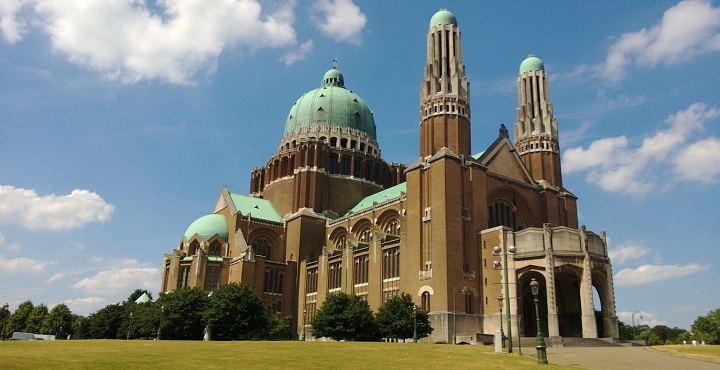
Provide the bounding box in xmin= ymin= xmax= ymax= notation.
xmin=519 ymin=54 xmax=545 ymax=75
xmin=429 ymin=9 xmax=457 ymax=29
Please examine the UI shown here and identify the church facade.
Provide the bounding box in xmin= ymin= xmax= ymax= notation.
xmin=161 ymin=9 xmax=619 ymax=344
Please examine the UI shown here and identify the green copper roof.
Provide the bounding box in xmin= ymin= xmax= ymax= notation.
xmin=519 ymin=54 xmax=545 ymax=75
xmin=135 ymin=293 xmax=152 ymax=304
xmin=184 ymin=214 xmax=228 ymax=242
xmin=228 ymin=193 xmax=283 ymax=223
xmin=284 ymin=68 xmax=376 ymax=139
xmin=429 ymin=9 xmax=457 ymax=29
xmin=471 ymin=151 xmax=485 ymax=160
xmin=348 ymin=183 xmax=406 ymax=214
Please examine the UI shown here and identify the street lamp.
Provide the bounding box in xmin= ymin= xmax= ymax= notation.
xmin=493 ymin=245 xmax=516 ymax=353
xmin=157 ymin=305 xmax=164 ymax=340
xmin=452 ymin=283 xmax=466 ymax=345
xmin=127 ymin=312 xmax=133 ymax=340
xmin=497 ymin=295 xmax=505 ymax=349
xmin=1 ymin=303 xmax=8 ymax=341
xmin=413 ymin=304 xmax=418 ymax=343
xmin=530 ymin=278 xmax=547 ymax=364
xmin=631 ymin=311 xmax=642 ymax=340
xmin=302 ymin=308 xmax=307 ymax=341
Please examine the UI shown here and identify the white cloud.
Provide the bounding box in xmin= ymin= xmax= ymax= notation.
xmin=614 ymin=263 xmax=708 ymax=286
xmin=47 ymin=272 xmax=66 ymax=282
xmin=27 ymin=0 xmax=297 ymax=84
xmin=311 ymin=0 xmax=366 ymax=45
xmin=0 ymin=0 xmax=29 ymax=43
xmin=563 ymin=103 xmax=720 ymax=194
xmin=603 ymin=0 xmax=720 ymax=82
xmin=609 ymin=243 xmax=651 ymax=264
xmin=0 ymin=186 xmax=115 ymax=231
xmin=61 ymin=296 xmax=106 ymax=316
xmin=616 ymin=310 xmax=666 ymax=327
xmin=0 ymin=253 xmax=51 ymax=274
xmin=674 ymin=138 xmax=720 ymax=182
xmin=72 ymin=267 xmax=159 ymax=296
xmin=281 ymin=39 xmax=314 ymax=66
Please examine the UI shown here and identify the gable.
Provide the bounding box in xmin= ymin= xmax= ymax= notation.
xmin=477 ymin=137 xmax=535 ymax=185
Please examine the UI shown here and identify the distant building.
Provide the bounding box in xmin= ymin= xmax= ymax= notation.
xmin=161 ymin=8 xmax=619 ymax=344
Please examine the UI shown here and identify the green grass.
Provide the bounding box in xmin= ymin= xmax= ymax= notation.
xmin=652 ymin=344 xmax=720 ymax=363
xmin=0 ymin=340 xmax=578 ymax=369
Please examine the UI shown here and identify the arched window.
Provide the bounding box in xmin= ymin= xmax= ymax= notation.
xmin=465 ymin=292 xmax=474 ymax=314
xmin=421 ymin=291 xmax=431 ymax=312
xmin=188 ymin=241 xmax=200 ymax=255
xmin=358 ymin=226 xmax=373 ymax=243
xmin=385 ymin=219 xmax=400 ymax=236
xmin=204 ymin=265 xmax=221 ymax=292
xmin=488 ymin=200 xmax=525 ymax=231
xmin=209 ymin=242 xmax=221 ymax=256
xmin=253 ymin=238 xmax=272 ymax=260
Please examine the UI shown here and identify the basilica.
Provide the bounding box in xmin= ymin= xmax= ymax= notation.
xmin=161 ymin=8 xmax=619 ymax=344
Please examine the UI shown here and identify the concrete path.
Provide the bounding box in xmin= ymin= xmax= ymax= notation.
xmin=545 ymin=346 xmax=719 ymax=370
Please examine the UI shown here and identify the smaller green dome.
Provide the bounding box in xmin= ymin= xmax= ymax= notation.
xmin=429 ymin=9 xmax=457 ymax=29
xmin=519 ymin=54 xmax=545 ymax=75
xmin=184 ymin=214 xmax=228 ymax=242
xmin=323 ymin=68 xmax=344 ymax=87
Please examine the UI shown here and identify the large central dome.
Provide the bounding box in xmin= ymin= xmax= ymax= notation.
xmin=284 ymin=68 xmax=376 ymax=139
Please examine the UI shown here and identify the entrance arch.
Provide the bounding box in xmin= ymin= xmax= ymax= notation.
xmin=518 ymin=271 xmax=548 ymax=338
xmin=555 ymin=265 xmax=583 ymax=337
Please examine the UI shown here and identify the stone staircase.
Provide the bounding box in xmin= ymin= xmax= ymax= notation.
xmin=516 ymin=336 xmax=623 ymax=348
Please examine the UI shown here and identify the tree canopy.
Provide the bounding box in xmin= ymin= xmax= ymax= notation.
xmin=692 ymin=308 xmax=720 ymax=344
xmin=311 ymin=292 xmax=379 ymax=341
xmin=204 ymin=282 xmax=269 ymax=340
xmin=375 ymin=293 xmax=432 ymax=341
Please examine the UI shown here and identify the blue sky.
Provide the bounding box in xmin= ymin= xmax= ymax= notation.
xmin=1 ymin=0 xmax=718 ymax=330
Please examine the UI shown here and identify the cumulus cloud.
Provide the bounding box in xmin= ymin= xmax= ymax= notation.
xmin=19 ymin=0 xmax=298 ymax=84
xmin=614 ymin=263 xmax=708 ymax=286
xmin=72 ymin=267 xmax=159 ymax=295
xmin=603 ymin=0 xmax=720 ymax=82
xmin=311 ymin=0 xmax=366 ymax=45
xmin=563 ymin=103 xmax=720 ymax=194
xmin=616 ymin=310 xmax=666 ymax=327
xmin=0 ymin=253 xmax=52 ymax=274
xmin=674 ymin=138 xmax=720 ymax=182
xmin=61 ymin=296 xmax=106 ymax=315
xmin=0 ymin=186 xmax=115 ymax=231
xmin=0 ymin=0 xmax=29 ymax=43
xmin=609 ymin=243 xmax=651 ymax=264
xmin=281 ymin=39 xmax=314 ymax=66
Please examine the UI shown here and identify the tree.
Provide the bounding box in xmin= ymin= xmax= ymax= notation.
xmin=311 ymin=292 xmax=379 ymax=341
xmin=691 ymin=308 xmax=720 ymax=344
xmin=5 ymin=301 xmax=33 ymax=336
xmin=25 ymin=304 xmax=48 ymax=333
xmin=127 ymin=289 xmax=153 ymax=304
xmin=157 ymin=287 xmax=209 ymax=340
xmin=266 ymin=313 xmax=293 ymax=341
xmin=204 ymin=283 xmax=269 ymax=340
xmin=72 ymin=315 xmax=89 ymax=339
xmin=376 ymin=293 xmax=432 ymax=341
xmin=41 ymin=304 xmax=74 ymax=338
xmin=87 ymin=304 xmax=124 ymax=339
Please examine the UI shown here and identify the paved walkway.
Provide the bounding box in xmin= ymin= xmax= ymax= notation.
xmin=545 ymin=346 xmax=719 ymax=370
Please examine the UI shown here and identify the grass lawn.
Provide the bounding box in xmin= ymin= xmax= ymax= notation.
xmin=651 ymin=344 xmax=720 ymax=363
xmin=0 ymin=340 xmax=579 ymax=369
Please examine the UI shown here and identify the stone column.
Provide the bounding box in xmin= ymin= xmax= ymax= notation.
xmin=543 ymin=224 xmax=559 ymax=337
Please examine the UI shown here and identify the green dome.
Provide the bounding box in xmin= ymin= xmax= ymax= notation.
xmin=184 ymin=214 xmax=228 ymax=242
xmin=284 ymin=68 xmax=376 ymax=139
xmin=429 ymin=9 xmax=457 ymax=29
xmin=519 ymin=54 xmax=545 ymax=75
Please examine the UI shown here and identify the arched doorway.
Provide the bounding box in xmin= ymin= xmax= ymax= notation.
xmin=518 ymin=271 xmax=548 ymax=337
xmin=555 ymin=266 xmax=583 ymax=337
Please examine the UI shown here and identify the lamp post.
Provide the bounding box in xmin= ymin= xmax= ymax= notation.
xmin=157 ymin=305 xmax=164 ymax=340
xmin=452 ymin=283 xmax=466 ymax=345
xmin=413 ymin=304 xmax=418 ymax=343
xmin=493 ymin=245 xmax=516 ymax=353
xmin=1 ymin=303 xmax=8 ymax=341
xmin=497 ymin=295 xmax=505 ymax=349
xmin=127 ymin=312 xmax=133 ymax=340
xmin=302 ymin=308 xmax=307 ymax=341
xmin=631 ymin=311 xmax=642 ymax=340
xmin=530 ymin=278 xmax=547 ymax=364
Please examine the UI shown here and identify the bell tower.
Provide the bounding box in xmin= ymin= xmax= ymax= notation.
xmin=514 ymin=54 xmax=562 ymax=187
xmin=419 ymin=8 xmax=471 ymax=157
